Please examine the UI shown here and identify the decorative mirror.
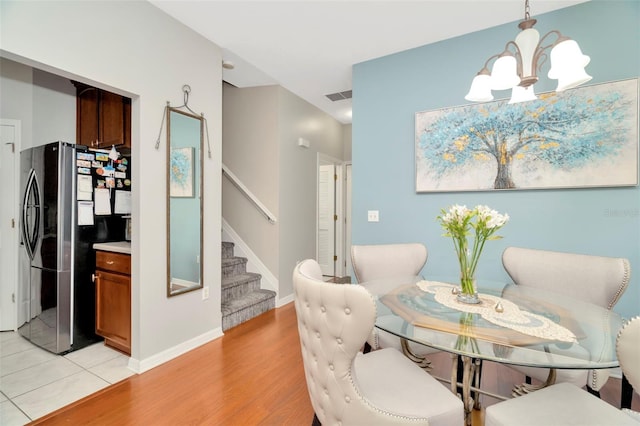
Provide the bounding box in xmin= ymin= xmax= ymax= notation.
xmin=167 ymin=106 xmax=203 ymax=296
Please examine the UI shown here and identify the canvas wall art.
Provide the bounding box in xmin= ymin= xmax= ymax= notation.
xmin=415 ymin=78 xmax=639 ymax=192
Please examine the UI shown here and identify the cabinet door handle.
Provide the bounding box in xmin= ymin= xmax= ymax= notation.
xmin=107 ymin=260 xmax=114 ymax=265
xmin=92 ymin=273 xmax=100 ymax=282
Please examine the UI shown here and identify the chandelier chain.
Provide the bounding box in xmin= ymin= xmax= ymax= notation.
xmin=524 ymin=0 xmax=530 ymax=20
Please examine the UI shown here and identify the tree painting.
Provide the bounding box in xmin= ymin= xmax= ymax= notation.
xmin=415 ymin=79 xmax=638 ymax=192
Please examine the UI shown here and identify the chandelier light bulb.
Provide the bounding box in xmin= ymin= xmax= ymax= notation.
xmin=465 ymin=0 xmax=591 ymax=104
xmin=490 ymin=55 xmax=521 ymax=90
xmin=509 ymin=85 xmax=537 ymax=104
xmin=465 ymin=74 xmax=494 ymax=102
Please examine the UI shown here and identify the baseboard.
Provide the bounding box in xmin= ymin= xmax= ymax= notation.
xmin=127 ymin=328 xmax=223 ymax=374
xmin=277 ymin=294 xmax=294 ymax=308
xmin=221 ymin=218 xmax=279 ymax=297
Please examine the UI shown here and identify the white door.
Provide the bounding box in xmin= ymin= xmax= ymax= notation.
xmin=317 ymin=163 xmax=336 ymax=276
xmin=345 ymin=163 xmax=353 ymax=279
xmin=0 ymin=119 xmax=21 ymax=331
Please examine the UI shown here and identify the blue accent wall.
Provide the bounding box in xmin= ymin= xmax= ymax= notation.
xmin=352 ymin=1 xmax=640 ymax=318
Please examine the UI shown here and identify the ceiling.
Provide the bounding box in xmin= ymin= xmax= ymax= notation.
xmin=150 ymin=0 xmax=587 ymax=124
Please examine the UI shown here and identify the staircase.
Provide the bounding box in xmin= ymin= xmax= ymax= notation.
xmin=221 ymin=241 xmax=276 ymax=331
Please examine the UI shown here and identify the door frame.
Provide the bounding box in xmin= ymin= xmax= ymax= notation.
xmin=1 ymin=118 xmax=21 ymax=331
xmin=344 ymin=162 xmax=352 ymax=279
xmin=316 ymin=154 xmax=345 ymax=278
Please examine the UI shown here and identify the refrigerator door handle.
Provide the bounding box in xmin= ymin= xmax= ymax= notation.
xmin=21 ymin=169 xmax=41 ymax=261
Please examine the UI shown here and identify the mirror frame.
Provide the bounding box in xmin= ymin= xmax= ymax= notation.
xmin=166 ymin=107 xmax=204 ymax=297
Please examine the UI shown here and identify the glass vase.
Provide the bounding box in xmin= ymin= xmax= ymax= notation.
xmin=457 ymin=273 xmax=480 ymax=304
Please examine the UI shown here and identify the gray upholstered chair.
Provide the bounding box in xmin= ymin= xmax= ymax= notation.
xmin=501 ymin=246 xmax=631 ymax=394
xmin=484 ymin=316 xmax=640 ymax=426
xmin=293 ymin=259 xmax=463 ymax=426
xmin=351 ymin=243 xmax=437 ymax=367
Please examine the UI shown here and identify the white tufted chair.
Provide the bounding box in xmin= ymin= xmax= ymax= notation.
xmin=350 ymin=243 xmax=438 ymax=366
xmin=351 ymin=243 xmax=428 ymax=284
xmin=293 ymin=259 xmax=463 ymax=426
xmin=484 ymin=316 xmax=640 ymax=426
xmin=501 ymin=246 xmax=631 ymax=394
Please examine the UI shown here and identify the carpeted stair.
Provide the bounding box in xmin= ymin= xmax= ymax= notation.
xmin=222 ymin=241 xmax=276 ymax=331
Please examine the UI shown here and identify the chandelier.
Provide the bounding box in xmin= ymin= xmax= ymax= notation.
xmin=465 ymin=0 xmax=591 ymax=104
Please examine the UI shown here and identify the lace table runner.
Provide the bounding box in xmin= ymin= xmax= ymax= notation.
xmin=416 ymin=280 xmax=577 ymax=343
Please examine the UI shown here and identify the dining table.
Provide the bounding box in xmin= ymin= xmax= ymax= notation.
xmin=366 ymin=275 xmax=625 ymax=425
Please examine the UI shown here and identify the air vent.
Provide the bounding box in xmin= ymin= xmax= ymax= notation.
xmin=325 ymin=90 xmax=352 ymax=102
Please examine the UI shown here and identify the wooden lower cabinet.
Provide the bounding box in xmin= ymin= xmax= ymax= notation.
xmin=95 ymin=251 xmax=131 ymax=355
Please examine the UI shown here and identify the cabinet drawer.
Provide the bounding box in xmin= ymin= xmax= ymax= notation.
xmin=96 ymin=250 xmax=131 ymax=274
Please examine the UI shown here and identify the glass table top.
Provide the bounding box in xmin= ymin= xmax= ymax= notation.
xmin=369 ymin=275 xmax=624 ymax=369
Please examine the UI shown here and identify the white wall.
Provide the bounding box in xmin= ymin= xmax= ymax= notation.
xmin=1 ymin=0 xmax=223 ymax=371
xmin=1 ymin=60 xmax=76 ymax=147
xmin=342 ymin=124 xmax=352 ymax=162
xmin=222 ymin=84 xmax=280 ymax=275
xmin=277 ymin=86 xmax=344 ymax=297
xmin=222 ymin=83 xmax=345 ymax=299
xmin=32 ymin=69 xmax=76 ymax=145
xmin=0 ymin=58 xmax=33 ymax=148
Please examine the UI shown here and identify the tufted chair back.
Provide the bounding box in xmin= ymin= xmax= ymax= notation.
xmin=617 ymin=316 xmax=640 ymax=398
xmin=351 ymin=243 xmax=427 ymax=283
xmin=502 ymin=247 xmax=630 ymax=309
xmin=294 ymin=259 xmax=378 ymax=424
xmin=502 ymin=246 xmax=631 ymax=392
xmin=293 ymin=259 xmax=463 ymax=426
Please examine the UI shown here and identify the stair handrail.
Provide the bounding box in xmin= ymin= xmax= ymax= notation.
xmin=222 ymin=163 xmax=277 ymax=224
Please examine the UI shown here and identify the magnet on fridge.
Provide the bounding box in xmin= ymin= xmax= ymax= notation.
xmin=106 ymin=177 xmax=115 ymax=188
xmin=124 ymin=179 xmax=131 ymax=187
xmin=77 ymin=152 xmax=94 ymax=161
xmin=77 ymin=167 xmax=91 ymax=175
xmin=102 ymin=165 xmax=115 ymax=177
xmin=109 ymin=146 xmax=119 ymax=161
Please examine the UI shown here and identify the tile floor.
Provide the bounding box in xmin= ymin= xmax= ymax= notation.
xmin=0 ymin=331 xmax=135 ymax=425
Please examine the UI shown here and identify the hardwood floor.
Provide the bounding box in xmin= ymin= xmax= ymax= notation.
xmin=31 ymin=302 xmax=639 ymax=425
xmin=30 ymin=303 xmax=314 ymax=425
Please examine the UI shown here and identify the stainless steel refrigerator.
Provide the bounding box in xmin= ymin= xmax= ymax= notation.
xmin=19 ymin=141 xmax=128 ymax=354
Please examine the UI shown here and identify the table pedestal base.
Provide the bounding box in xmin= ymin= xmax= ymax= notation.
xmin=401 ymin=338 xmax=431 ymax=370
xmin=512 ymin=368 xmax=557 ymax=396
xmin=451 ymin=355 xmax=482 ymax=425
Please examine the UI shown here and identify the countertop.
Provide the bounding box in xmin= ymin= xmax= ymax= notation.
xmin=93 ymin=241 xmax=131 ymax=254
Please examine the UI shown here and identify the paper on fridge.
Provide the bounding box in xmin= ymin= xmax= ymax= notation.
xmin=114 ymin=190 xmax=131 ymax=214
xmin=78 ymin=201 xmax=95 ymax=226
xmin=94 ymin=188 xmax=112 ymax=215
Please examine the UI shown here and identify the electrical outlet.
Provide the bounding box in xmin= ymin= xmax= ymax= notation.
xmin=202 ymin=286 xmax=209 ymax=300
xmin=367 ymin=210 xmax=379 ymax=222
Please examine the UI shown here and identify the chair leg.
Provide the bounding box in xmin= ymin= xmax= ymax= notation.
xmin=622 ymin=374 xmax=633 ymax=409
xmin=586 ymin=386 xmax=600 ymax=398
xmin=312 ymin=413 xmax=321 ymax=426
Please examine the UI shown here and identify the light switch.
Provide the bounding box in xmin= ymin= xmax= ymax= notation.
xmin=367 ymin=210 xmax=379 ymax=222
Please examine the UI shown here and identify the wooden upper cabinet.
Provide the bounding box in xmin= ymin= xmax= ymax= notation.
xmin=74 ymin=82 xmax=131 ymax=149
